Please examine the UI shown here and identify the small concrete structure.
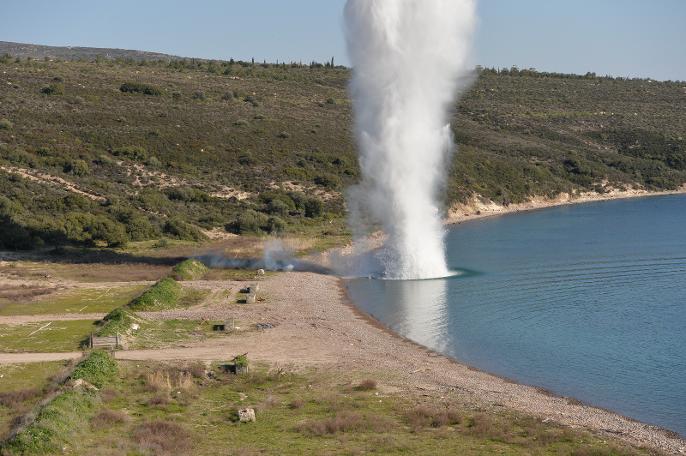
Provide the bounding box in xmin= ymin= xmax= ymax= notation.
xmin=238 ymin=408 xmax=256 ymax=423
xmin=212 ymin=319 xmax=235 ymax=332
xmin=90 ymin=334 xmax=120 ymax=350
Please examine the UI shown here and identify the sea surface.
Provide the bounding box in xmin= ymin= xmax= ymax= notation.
xmin=346 ymin=194 xmax=686 ymax=436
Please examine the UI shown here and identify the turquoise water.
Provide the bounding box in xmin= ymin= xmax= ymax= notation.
xmin=346 ymin=194 xmax=686 ymax=436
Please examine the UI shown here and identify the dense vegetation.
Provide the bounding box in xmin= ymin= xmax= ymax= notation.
xmin=0 ymin=53 xmax=684 ymax=249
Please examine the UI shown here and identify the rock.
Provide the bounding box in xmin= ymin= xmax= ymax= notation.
xmin=255 ymin=322 xmax=274 ymax=330
xmin=238 ymin=408 xmax=256 ymax=423
xmin=71 ymin=378 xmax=98 ymax=391
xmin=257 ymin=268 xmax=265 ymax=275
xmin=131 ymin=323 xmax=140 ymax=331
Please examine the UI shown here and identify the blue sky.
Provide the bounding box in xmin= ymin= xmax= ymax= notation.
xmin=2 ymin=0 xmax=685 ymax=80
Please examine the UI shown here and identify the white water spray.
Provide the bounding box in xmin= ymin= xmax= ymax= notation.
xmin=344 ymin=0 xmax=476 ymax=279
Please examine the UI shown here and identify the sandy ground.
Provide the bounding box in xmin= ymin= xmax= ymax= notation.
xmin=1 ymin=272 xmax=683 ymax=454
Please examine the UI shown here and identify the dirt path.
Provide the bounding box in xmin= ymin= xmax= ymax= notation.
xmin=0 ymin=272 xmax=683 ymax=453
xmin=0 ymin=313 xmax=107 ymax=325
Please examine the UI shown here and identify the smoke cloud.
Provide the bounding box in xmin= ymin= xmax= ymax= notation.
xmin=344 ymin=0 xmax=476 ymax=279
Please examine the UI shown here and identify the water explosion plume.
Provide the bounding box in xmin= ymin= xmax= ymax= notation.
xmin=344 ymin=0 xmax=476 ymax=279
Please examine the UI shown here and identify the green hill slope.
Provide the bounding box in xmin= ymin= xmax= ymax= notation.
xmin=0 ymin=54 xmax=684 ymax=248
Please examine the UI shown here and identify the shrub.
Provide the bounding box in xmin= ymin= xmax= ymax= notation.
xmin=112 ymin=145 xmax=147 ymax=161
xmin=112 ymin=209 xmax=158 ymax=241
xmin=41 ymin=83 xmax=64 ymax=95
xmin=234 ymin=354 xmax=248 ymax=367
xmin=0 ymin=118 xmax=13 ymax=130
xmin=172 ymin=258 xmax=209 ymax=281
xmin=226 ymin=209 xmax=269 ymax=235
xmin=304 ymin=197 xmax=323 ymax=218
xmin=163 ymin=218 xmax=206 ymax=241
xmin=145 ymin=155 xmax=162 ymax=167
xmin=129 ymin=277 xmax=182 ymax=311
xmin=265 ymin=216 xmax=285 ymax=234
xmin=63 ymin=159 xmax=89 ymax=176
xmin=164 ymin=187 xmax=210 ymax=203
xmin=313 ymin=173 xmax=341 ymax=189
xmin=71 ymin=351 xmax=118 ymax=388
xmin=60 ymin=212 xmax=128 ymax=247
xmin=243 ymin=94 xmax=259 ymax=107
xmin=192 ymin=91 xmax=206 ymax=100
xmin=119 ymin=82 xmax=161 ymax=96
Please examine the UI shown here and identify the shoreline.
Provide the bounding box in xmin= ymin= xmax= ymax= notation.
xmin=445 ymin=186 xmax=686 ymax=226
xmin=338 ymin=279 xmax=685 ymax=447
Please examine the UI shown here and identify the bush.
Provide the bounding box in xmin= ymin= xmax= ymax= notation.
xmin=0 ymin=118 xmax=13 ymax=130
xmin=119 ymin=82 xmax=161 ymax=96
xmin=112 ymin=209 xmax=158 ymax=241
xmin=304 ymin=197 xmax=323 ymax=218
xmin=164 ymin=187 xmax=210 ymax=203
xmin=192 ymin=91 xmax=206 ymax=100
xmin=41 ymin=83 xmax=64 ymax=95
xmin=163 ymin=218 xmax=206 ymax=241
xmin=313 ymin=173 xmax=341 ymax=189
xmin=71 ymin=351 xmax=118 ymax=388
xmin=226 ymin=209 xmax=269 ymax=235
xmin=60 ymin=212 xmax=128 ymax=247
xmin=112 ymin=145 xmax=147 ymax=161
xmin=265 ymin=216 xmax=285 ymax=234
xmin=172 ymin=258 xmax=209 ymax=281
xmin=63 ymin=159 xmax=89 ymax=176
xmin=234 ymin=354 xmax=248 ymax=367
xmin=129 ymin=277 xmax=182 ymax=311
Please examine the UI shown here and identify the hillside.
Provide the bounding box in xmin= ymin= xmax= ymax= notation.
xmin=0 ymin=41 xmax=180 ymax=62
xmin=0 ymin=50 xmax=685 ymax=249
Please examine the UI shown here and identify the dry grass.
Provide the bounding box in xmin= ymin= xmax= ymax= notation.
xmin=258 ymin=393 xmax=281 ymax=410
xmin=144 ymin=369 xmax=195 ymax=393
xmin=297 ymin=412 xmax=395 ymax=436
xmin=147 ymin=394 xmax=171 ymax=407
xmin=353 ymin=379 xmax=377 ymax=391
xmin=0 ymin=284 xmax=59 ymax=301
xmin=288 ymin=399 xmax=305 ymax=410
xmin=405 ymin=405 xmax=461 ymax=431
xmin=0 ymin=389 xmax=39 ymax=408
xmin=133 ymin=420 xmax=192 ymax=455
xmin=91 ymin=409 xmax=129 ymax=429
